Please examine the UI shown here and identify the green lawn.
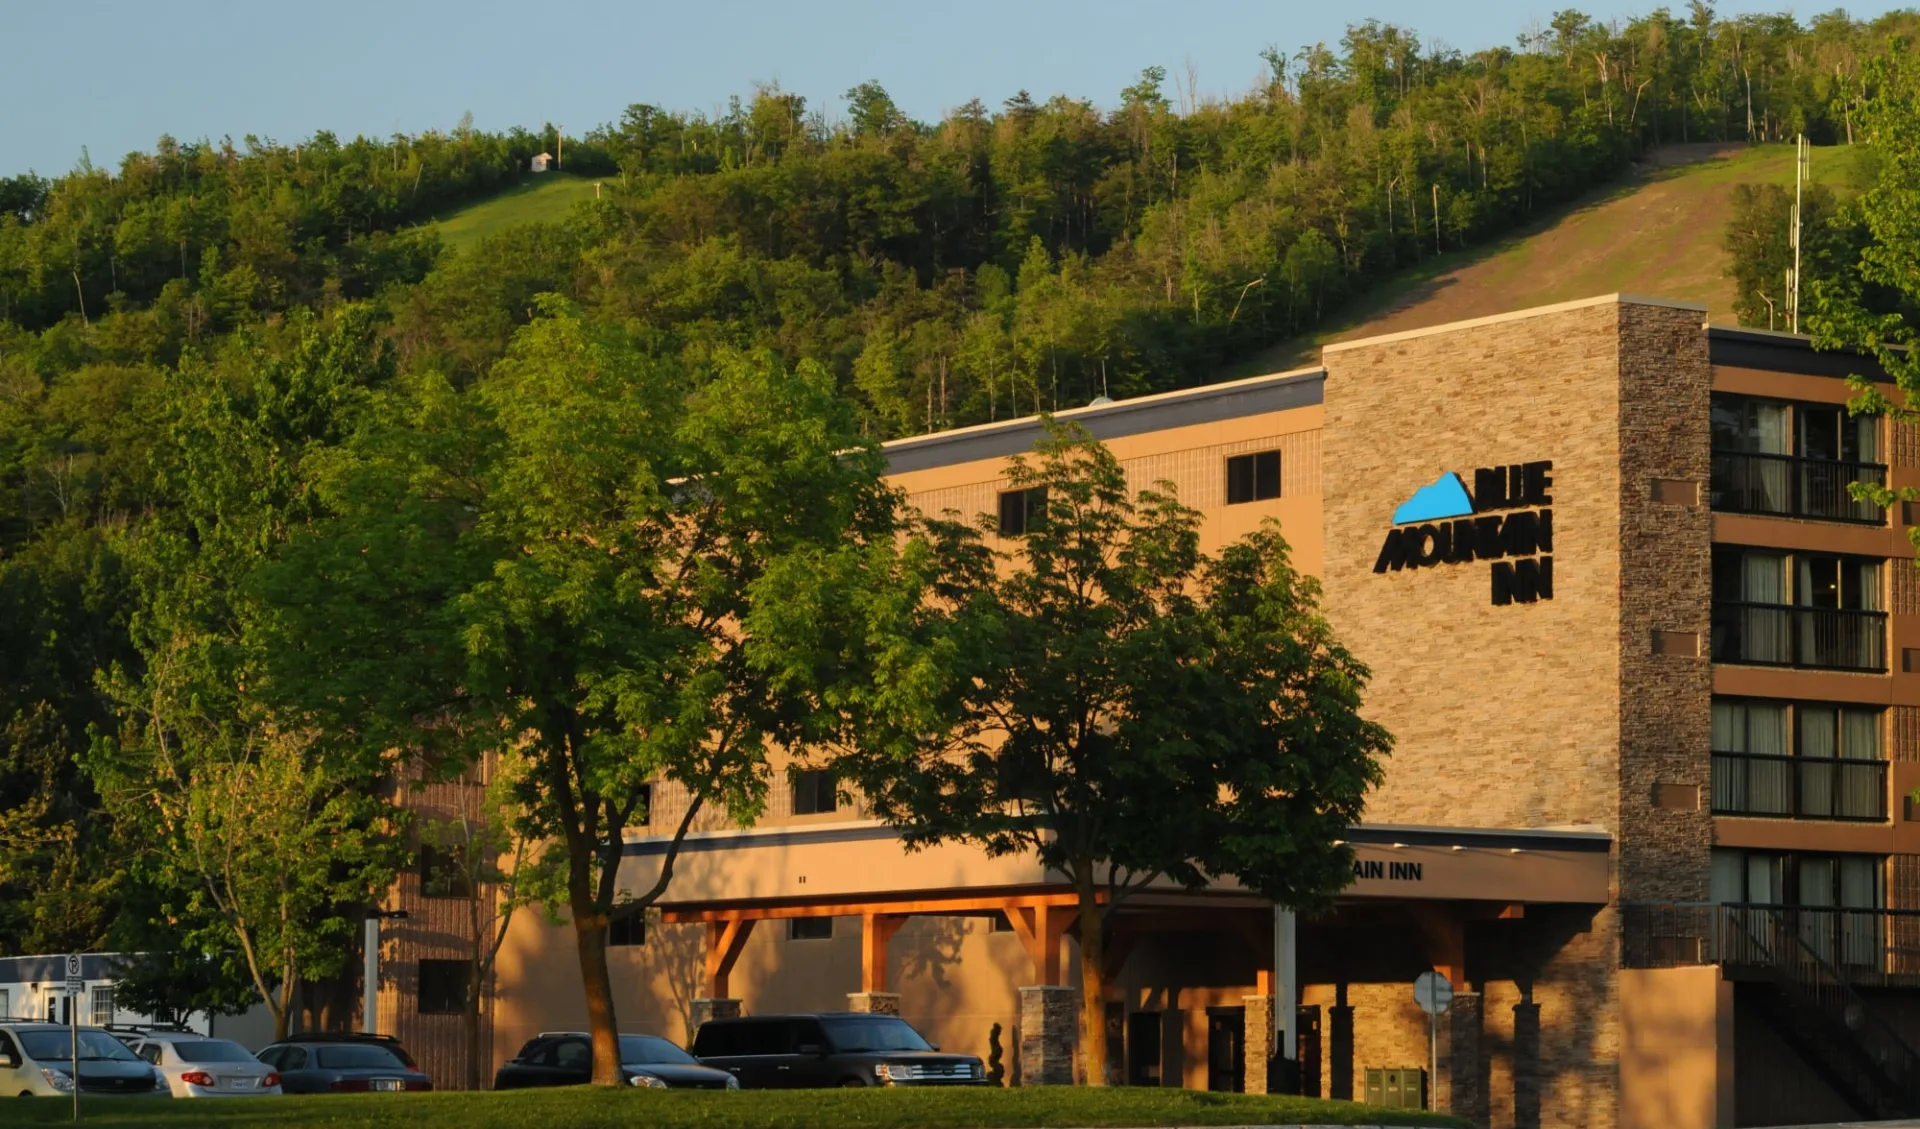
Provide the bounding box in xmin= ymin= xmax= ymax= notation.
xmin=428 ymin=173 xmax=602 ymax=252
xmin=3 ymin=1087 xmax=1467 ymax=1127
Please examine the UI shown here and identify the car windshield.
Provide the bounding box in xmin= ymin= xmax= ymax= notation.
xmin=619 ymin=1035 xmax=697 ymax=1065
xmin=315 ymin=1045 xmax=405 ymax=1070
xmin=20 ymin=1031 xmax=142 ymax=1062
xmin=821 ymin=1017 xmax=933 ymax=1053
xmin=172 ymin=1040 xmax=257 ymax=1064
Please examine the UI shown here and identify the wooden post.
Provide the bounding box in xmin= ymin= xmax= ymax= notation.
xmin=705 ymin=918 xmax=757 ymax=998
xmin=861 ymin=914 xmax=906 ymax=994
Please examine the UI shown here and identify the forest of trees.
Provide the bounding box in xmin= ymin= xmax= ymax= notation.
xmin=1 ymin=5 xmax=1917 ymax=1023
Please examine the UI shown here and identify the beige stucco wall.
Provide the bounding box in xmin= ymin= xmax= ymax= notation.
xmin=1618 ymin=967 xmax=1733 ymax=1129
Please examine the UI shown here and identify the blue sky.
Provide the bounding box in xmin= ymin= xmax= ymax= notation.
xmin=4 ymin=0 xmax=1906 ymax=178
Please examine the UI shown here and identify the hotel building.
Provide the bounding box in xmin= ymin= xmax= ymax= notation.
xmin=373 ymin=295 xmax=1920 ymax=1129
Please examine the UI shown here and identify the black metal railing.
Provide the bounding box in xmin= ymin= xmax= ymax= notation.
xmin=1711 ymin=451 xmax=1887 ymax=523
xmin=1623 ymin=903 xmax=1920 ymax=987
xmin=1711 ymin=752 xmax=1888 ymax=822
xmin=1711 ymin=602 xmax=1888 ymax=672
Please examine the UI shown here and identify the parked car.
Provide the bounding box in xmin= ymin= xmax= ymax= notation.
xmin=691 ymin=1013 xmax=987 ymax=1088
xmin=130 ymin=1031 xmax=282 ymax=1098
xmin=0 ymin=1022 xmax=170 ymax=1097
xmin=255 ymin=1033 xmax=431 ymax=1094
xmin=494 ymin=1031 xmax=736 ymax=1090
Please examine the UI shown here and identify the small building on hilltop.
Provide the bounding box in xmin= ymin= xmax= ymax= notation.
xmin=529 ymin=153 xmax=551 ymax=174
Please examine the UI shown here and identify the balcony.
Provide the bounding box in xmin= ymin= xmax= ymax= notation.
xmin=1710 ymin=751 xmax=1887 ymax=821
xmin=1711 ymin=451 xmax=1887 ymax=524
xmin=1624 ymin=903 xmax=1920 ymax=988
xmin=1710 ymin=602 xmax=1888 ymax=672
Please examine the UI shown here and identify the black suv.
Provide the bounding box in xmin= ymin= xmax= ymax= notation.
xmin=691 ymin=1013 xmax=986 ymax=1089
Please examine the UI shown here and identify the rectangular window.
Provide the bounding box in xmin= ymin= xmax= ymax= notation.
xmin=419 ymin=843 xmax=474 ymax=899
xmin=1225 ymin=451 xmax=1282 ymax=505
xmin=997 ymin=487 xmax=1047 ymax=536
xmin=0 ymin=989 xmax=9 ymax=1017
xmin=90 ymin=986 xmax=114 ymax=1027
xmin=791 ymin=769 xmax=839 ymax=816
xmin=417 ymin=959 xmax=471 ymax=1014
xmin=1711 ymin=548 xmax=1887 ymax=671
xmin=789 ymin=917 xmax=834 ymax=941
xmin=608 ymin=912 xmax=646 ymax=948
xmin=1709 ymin=394 xmax=1886 ymax=522
xmin=1711 ymin=698 xmax=1886 ymax=821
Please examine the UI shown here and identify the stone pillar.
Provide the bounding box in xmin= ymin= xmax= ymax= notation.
xmin=690 ymin=997 xmax=742 ymax=1028
xmin=846 ymin=992 xmax=900 ymax=1015
xmin=1329 ymin=993 xmax=1355 ymax=1100
xmin=1017 ymin=985 xmax=1076 ymax=1085
xmin=1446 ymin=992 xmax=1487 ymax=1127
xmin=1243 ymin=994 xmax=1275 ymax=1095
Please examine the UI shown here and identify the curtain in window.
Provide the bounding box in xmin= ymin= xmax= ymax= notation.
xmin=1800 ymin=707 xmax=1837 ymax=818
xmin=1754 ymin=402 xmax=1792 ymax=508
xmin=1714 ymin=702 xmax=1790 ymax=814
xmin=1799 ymin=856 xmax=1838 ymax=962
xmin=1742 ymin=553 xmax=1791 ymax=662
xmin=1839 ymin=709 xmax=1884 ymax=819
xmin=1839 ymin=855 xmax=1884 ymax=968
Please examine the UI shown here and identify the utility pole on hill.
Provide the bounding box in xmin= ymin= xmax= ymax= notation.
xmin=1788 ymin=134 xmax=1808 ymax=334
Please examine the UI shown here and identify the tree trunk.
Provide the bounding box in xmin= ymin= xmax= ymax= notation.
xmin=569 ymin=863 xmax=621 ymax=1085
xmin=466 ymin=963 xmax=484 ymax=1091
xmin=1072 ymin=858 xmax=1109 ymax=1087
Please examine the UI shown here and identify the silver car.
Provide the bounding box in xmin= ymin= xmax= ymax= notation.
xmin=129 ymin=1032 xmax=281 ymax=1098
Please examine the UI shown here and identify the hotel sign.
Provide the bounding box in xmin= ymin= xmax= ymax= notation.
xmin=1372 ymin=460 xmax=1554 ymax=606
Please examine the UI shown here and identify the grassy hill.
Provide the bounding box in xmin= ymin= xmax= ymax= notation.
xmin=1229 ymin=142 xmax=1873 ymax=375
xmin=428 ymin=172 xmax=602 ymax=251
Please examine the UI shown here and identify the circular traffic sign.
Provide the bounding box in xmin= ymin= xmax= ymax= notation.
xmin=1414 ymin=970 xmax=1454 ymax=1015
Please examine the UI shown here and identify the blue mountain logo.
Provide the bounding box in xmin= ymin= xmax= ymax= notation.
xmin=1392 ymin=473 xmax=1474 ymax=525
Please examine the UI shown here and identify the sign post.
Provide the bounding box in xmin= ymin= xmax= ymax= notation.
xmin=65 ymin=953 xmax=83 ymax=1122
xmin=1413 ymin=970 xmax=1454 ymax=1113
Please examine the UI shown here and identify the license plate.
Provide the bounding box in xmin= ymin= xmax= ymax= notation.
xmin=222 ymin=1077 xmax=255 ymax=1090
xmin=372 ymin=1078 xmax=401 ymax=1092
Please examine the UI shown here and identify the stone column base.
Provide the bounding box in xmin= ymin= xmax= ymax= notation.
xmin=1447 ymin=991 xmax=1486 ymax=1124
xmin=1018 ymin=985 xmax=1077 ymax=1085
xmin=846 ymin=992 xmax=900 ymax=1015
xmin=691 ymin=997 xmax=742 ymax=1028
xmin=1243 ymin=994 xmax=1275 ymax=1094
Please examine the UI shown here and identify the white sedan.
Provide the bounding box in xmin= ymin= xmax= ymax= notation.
xmin=130 ymin=1034 xmax=281 ymax=1098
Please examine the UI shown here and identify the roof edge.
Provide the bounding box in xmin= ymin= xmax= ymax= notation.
xmin=1322 ymin=293 xmax=1709 ymax=356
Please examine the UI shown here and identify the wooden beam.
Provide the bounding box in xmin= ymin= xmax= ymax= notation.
xmin=1001 ymin=902 xmax=1077 ymax=985
xmin=1409 ymin=905 xmax=1466 ymax=990
xmin=861 ymin=913 xmax=906 ymax=994
xmin=705 ymin=918 xmax=757 ymax=998
xmin=662 ymin=890 xmax=1083 ymax=925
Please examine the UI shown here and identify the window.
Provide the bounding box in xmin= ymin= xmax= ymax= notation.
xmin=1710 ymin=394 xmax=1885 ymax=521
xmin=791 ymin=769 xmax=839 ymax=816
xmin=0 ymin=988 xmax=8 ymax=1017
xmin=417 ymin=959 xmax=471 ymax=1014
xmin=90 ymin=986 xmax=114 ymax=1026
xmin=1711 ymin=848 xmax=1883 ymax=908
xmin=608 ymin=911 xmax=646 ymax=947
xmin=1225 ymin=451 xmax=1282 ymax=504
xmin=137 ymin=1044 xmax=161 ymax=1064
xmin=789 ymin=917 xmax=834 ymax=941
xmin=419 ymin=842 xmax=474 ymax=899
xmin=1711 ymin=698 xmax=1885 ymax=820
xmin=1711 ymin=548 xmax=1885 ymax=670
xmin=997 ymin=487 xmax=1048 ymax=536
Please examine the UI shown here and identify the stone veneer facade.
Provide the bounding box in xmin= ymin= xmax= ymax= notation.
xmin=1320 ymin=297 xmax=1715 ymax=1129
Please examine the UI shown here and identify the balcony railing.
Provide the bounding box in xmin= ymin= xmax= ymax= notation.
xmin=1623 ymin=903 xmax=1920 ymax=988
xmin=1710 ymin=751 xmax=1888 ymax=821
xmin=1710 ymin=602 xmax=1888 ymax=672
xmin=1711 ymin=451 xmax=1887 ymax=523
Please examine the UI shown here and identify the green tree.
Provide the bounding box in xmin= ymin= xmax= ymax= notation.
xmin=753 ymin=424 xmax=1389 ymax=1086
xmin=277 ymin=300 xmax=896 ymax=1085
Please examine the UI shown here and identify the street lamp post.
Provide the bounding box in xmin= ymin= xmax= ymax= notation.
xmin=363 ymin=909 xmax=410 ymax=1036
